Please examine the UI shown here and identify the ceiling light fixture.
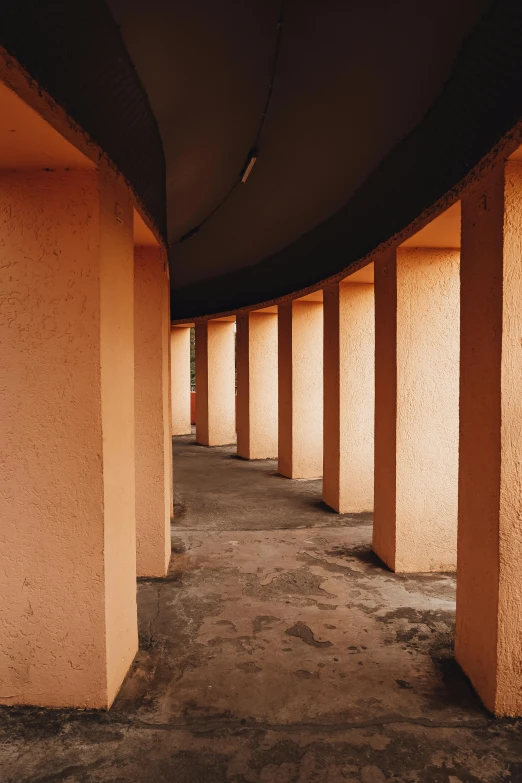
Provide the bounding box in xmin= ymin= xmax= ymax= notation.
xmin=177 ymin=0 xmax=287 ymax=244
xmin=241 ymin=151 xmax=257 ymax=183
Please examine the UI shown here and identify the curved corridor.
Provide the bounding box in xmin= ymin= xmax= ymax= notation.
xmin=3 ymin=4 xmax=522 ymax=778
xmin=2 ymin=436 xmax=522 ymax=782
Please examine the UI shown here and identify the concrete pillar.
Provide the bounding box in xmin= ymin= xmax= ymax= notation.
xmin=323 ymin=283 xmax=375 ymax=512
xmin=195 ymin=319 xmax=236 ymax=446
xmin=236 ymin=311 xmax=278 ymax=459
xmin=456 ymin=160 xmax=522 ymax=716
xmin=0 ymin=169 xmax=137 ymax=709
xmin=170 ymin=326 xmax=192 ymax=435
xmin=134 ymin=245 xmax=173 ymax=578
xmin=278 ymin=300 xmax=323 ymax=478
xmin=373 ymin=246 xmax=460 ymax=572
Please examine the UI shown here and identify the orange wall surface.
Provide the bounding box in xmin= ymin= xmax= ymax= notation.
xmin=457 ymin=160 xmax=522 ymax=716
xmin=373 ymin=249 xmax=399 ymax=568
xmin=195 ymin=320 xmax=236 ymax=446
xmin=278 ymin=301 xmax=323 ymax=478
xmin=171 ymin=327 xmax=192 ymax=435
xmin=373 ymin=246 xmax=460 ymax=573
xmin=323 ymin=282 xmax=375 ymax=513
xmin=236 ymin=312 xmax=278 ymax=459
xmin=395 ymin=246 xmax=459 ymax=572
xmin=99 ymin=168 xmax=138 ymax=705
xmin=0 ymin=168 xmax=137 ymax=708
xmin=135 ymin=246 xmax=172 ymax=578
xmin=190 ymin=391 xmax=238 ymax=427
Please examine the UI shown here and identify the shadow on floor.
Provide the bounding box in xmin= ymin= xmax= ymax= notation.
xmin=1 ymin=435 xmax=522 ymax=782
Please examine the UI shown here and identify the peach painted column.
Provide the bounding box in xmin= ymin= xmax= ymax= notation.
xmin=134 ymin=245 xmax=173 ymax=578
xmin=456 ymin=160 xmax=522 ymax=716
xmin=373 ymin=246 xmax=459 ymax=572
xmin=278 ymin=300 xmax=323 ymax=478
xmin=236 ymin=311 xmax=278 ymax=459
xmin=0 ymin=169 xmax=137 ymax=709
xmin=323 ymin=283 xmax=375 ymax=513
xmin=170 ymin=326 xmax=192 ymax=435
xmin=195 ymin=319 xmax=236 ymax=446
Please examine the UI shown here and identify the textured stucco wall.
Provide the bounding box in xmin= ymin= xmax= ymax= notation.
xmin=134 ymin=245 xmax=171 ymax=578
xmin=170 ymin=327 xmax=191 ymax=435
xmin=277 ymin=303 xmax=293 ymax=478
xmin=162 ymin=257 xmax=173 ymax=553
xmin=278 ymin=301 xmax=323 ymax=479
xmin=373 ymin=249 xmax=398 ymax=568
xmin=236 ymin=312 xmax=278 ymax=459
xmin=195 ymin=322 xmax=209 ymax=443
xmin=195 ymin=320 xmax=236 ymax=446
xmin=98 ymin=168 xmax=138 ymax=705
xmin=457 ymin=160 xmax=522 ymax=716
xmin=0 ymin=169 xmax=137 ymax=708
xmin=236 ymin=313 xmax=250 ymax=457
xmin=373 ymin=247 xmax=460 ymax=573
xmin=323 ymin=282 xmax=375 ymax=513
xmin=395 ymin=247 xmax=459 ymax=572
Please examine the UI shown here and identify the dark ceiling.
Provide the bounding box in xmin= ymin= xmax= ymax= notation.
xmin=107 ymin=0 xmax=494 ymax=303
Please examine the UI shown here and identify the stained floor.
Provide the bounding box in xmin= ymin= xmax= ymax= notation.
xmin=2 ymin=435 xmax=522 ymax=782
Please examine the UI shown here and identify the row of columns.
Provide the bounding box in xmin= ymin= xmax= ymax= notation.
xmin=3 ymin=156 xmax=518 ymax=715
xmin=171 ymin=158 xmax=522 ymax=716
xmin=3 ymin=63 xmax=520 ymax=720
xmin=171 ymin=290 xmax=376 ymax=506
xmin=237 ymin=311 xmax=278 ymax=459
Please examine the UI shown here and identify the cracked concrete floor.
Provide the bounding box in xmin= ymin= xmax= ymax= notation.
xmin=2 ymin=436 xmax=522 ymax=782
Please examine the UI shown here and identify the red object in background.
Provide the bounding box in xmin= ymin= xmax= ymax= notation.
xmin=190 ymin=392 xmax=237 ymax=427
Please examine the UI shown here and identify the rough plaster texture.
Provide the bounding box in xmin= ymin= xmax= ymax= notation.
xmin=5 ymin=439 xmax=522 ymax=780
xmin=323 ymin=282 xmax=375 ymax=513
xmin=134 ymin=246 xmax=172 ymax=578
xmin=170 ymin=326 xmax=191 ymax=435
xmin=457 ymin=160 xmax=522 ymax=717
xmin=373 ymin=249 xmax=398 ymax=570
xmin=278 ymin=301 xmax=323 ymax=479
xmin=236 ymin=312 xmax=278 ymax=459
xmin=163 ymin=263 xmax=173 ymax=560
xmin=0 ymin=168 xmax=137 ymax=709
xmin=195 ymin=320 xmax=236 ymax=446
xmin=98 ymin=168 xmax=138 ymax=706
xmin=373 ymin=247 xmax=460 ymax=573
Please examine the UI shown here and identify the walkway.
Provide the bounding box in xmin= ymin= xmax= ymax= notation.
xmin=1 ymin=436 xmax=522 ymax=782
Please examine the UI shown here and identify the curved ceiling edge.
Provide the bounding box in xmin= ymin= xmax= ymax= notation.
xmin=0 ymin=0 xmax=167 ymax=242
xmin=171 ymin=0 xmax=522 ymax=320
